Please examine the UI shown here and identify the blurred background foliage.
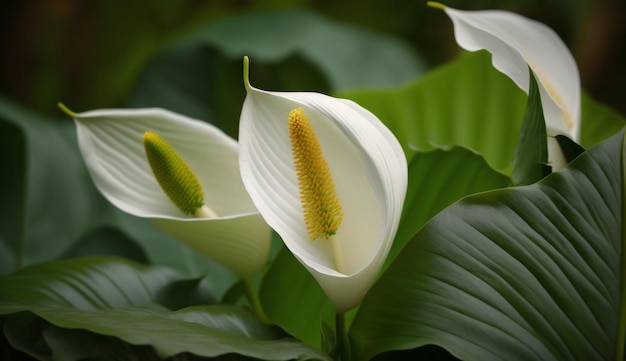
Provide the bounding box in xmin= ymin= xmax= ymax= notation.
xmin=0 ymin=0 xmax=624 ymax=290
xmin=1 ymin=0 xmax=624 ymax=117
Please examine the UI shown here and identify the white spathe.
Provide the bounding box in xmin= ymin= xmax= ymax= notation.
xmin=238 ymin=58 xmax=407 ymax=313
xmin=72 ymin=108 xmax=270 ymax=278
xmin=438 ymin=3 xmax=581 ymax=169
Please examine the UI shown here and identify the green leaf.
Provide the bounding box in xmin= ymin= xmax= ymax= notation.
xmin=259 ymin=247 xmax=335 ymax=349
xmin=391 ymin=147 xmax=511 ymax=265
xmin=580 ymin=94 xmax=626 ymax=149
xmin=341 ymin=51 xmax=527 ymax=172
xmin=13 ymin=306 xmax=330 ymax=360
xmin=351 ymin=130 xmax=626 ymax=360
xmin=180 ymin=8 xmax=424 ymax=92
xmin=0 ymin=98 xmax=98 ymax=272
xmin=0 ymin=257 xmax=330 ymax=360
xmin=512 ymin=69 xmax=549 ymax=185
xmin=341 ymin=51 xmax=626 ymax=174
xmin=0 ymin=256 xmax=205 ymax=310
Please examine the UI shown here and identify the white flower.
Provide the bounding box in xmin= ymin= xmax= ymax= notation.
xmin=238 ymin=57 xmax=407 ymax=313
xmin=68 ymin=106 xmax=271 ymax=278
xmin=430 ymin=2 xmax=581 ymax=169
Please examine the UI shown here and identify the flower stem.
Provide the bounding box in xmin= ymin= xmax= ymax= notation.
xmin=335 ymin=312 xmax=350 ymax=361
xmin=244 ymin=277 xmax=269 ymax=323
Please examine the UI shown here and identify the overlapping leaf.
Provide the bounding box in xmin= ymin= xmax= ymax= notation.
xmin=0 ymin=257 xmax=330 ymax=361
xmin=351 ymin=130 xmax=626 ymax=360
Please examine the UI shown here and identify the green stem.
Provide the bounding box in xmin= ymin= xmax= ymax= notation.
xmin=335 ymin=312 xmax=350 ymax=361
xmin=244 ymin=277 xmax=269 ymax=323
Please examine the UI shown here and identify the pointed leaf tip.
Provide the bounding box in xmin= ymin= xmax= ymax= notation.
xmin=57 ymin=102 xmax=76 ymax=117
xmin=243 ymin=56 xmax=251 ymax=89
xmin=427 ymin=1 xmax=447 ymax=10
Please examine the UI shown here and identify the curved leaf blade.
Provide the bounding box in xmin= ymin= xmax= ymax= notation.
xmin=341 ymin=51 xmax=527 ymax=172
xmin=41 ymin=306 xmax=329 ymax=360
xmin=0 ymin=256 xmax=207 ymax=310
xmin=0 ymin=257 xmax=330 ymax=360
xmin=341 ymin=51 xmax=626 ymax=174
xmin=351 ymin=130 xmax=625 ymax=360
xmin=391 ymin=147 xmax=511 ymax=264
xmin=179 ymin=9 xmax=424 ymax=92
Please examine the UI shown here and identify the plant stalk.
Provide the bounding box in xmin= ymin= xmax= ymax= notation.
xmin=244 ymin=277 xmax=269 ymax=323
xmin=335 ymin=312 xmax=350 ymax=361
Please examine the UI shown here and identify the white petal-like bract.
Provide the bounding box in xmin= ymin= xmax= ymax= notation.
xmin=72 ymin=108 xmax=270 ymax=277
xmin=238 ymin=58 xmax=407 ymax=312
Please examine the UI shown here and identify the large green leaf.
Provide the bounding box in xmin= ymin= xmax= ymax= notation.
xmin=0 ymin=257 xmax=330 ymax=360
xmin=341 ymin=51 xmax=626 ymax=173
xmin=350 ymin=130 xmax=626 ymax=360
xmin=4 ymin=306 xmax=330 ymax=361
xmin=0 ymin=257 xmax=209 ymax=310
xmin=341 ymin=51 xmax=527 ymax=172
xmin=0 ymin=98 xmax=111 ymax=273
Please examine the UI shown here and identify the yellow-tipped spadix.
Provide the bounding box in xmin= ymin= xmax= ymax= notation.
xmin=288 ymin=107 xmax=343 ymax=240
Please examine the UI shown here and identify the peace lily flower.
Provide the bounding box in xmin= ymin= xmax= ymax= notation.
xmin=61 ymin=104 xmax=271 ymax=279
xmin=238 ymin=57 xmax=407 ymax=313
xmin=429 ymin=2 xmax=581 ymax=170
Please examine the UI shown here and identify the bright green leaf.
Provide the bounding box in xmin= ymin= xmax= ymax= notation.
xmin=341 ymin=51 xmax=626 ymax=175
xmin=341 ymin=51 xmax=527 ymax=172
xmin=351 ymin=130 xmax=626 ymax=360
xmin=391 ymin=147 xmax=511 ymax=265
xmin=260 ymin=247 xmax=335 ymax=349
xmin=580 ymin=94 xmax=626 ymax=148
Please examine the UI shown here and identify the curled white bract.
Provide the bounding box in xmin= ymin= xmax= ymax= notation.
xmin=72 ymin=108 xmax=270 ymax=278
xmin=238 ymin=58 xmax=407 ymax=312
xmin=438 ymin=4 xmax=581 ymax=169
